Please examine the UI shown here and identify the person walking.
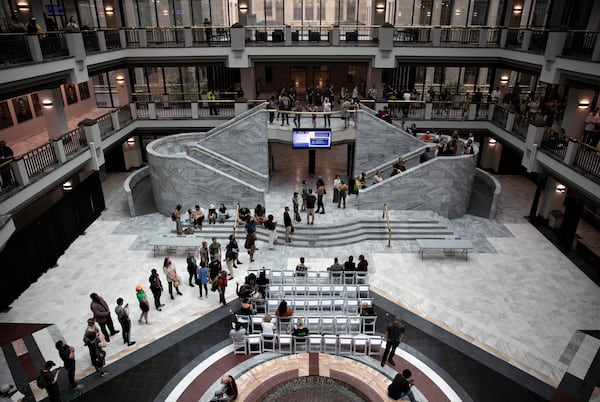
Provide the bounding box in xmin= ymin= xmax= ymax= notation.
xmin=316 ymin=180 xmax=326 ymax=214
xmin=217 ymin=270 xmax=228 ymax=306
xmin=135 ymin=285 xmax=150 ymax=324
xmin=196 ymin=261 xmax=209 ymax=298
xmin=148 ymin=269 xmax=164 ymax=311
xmin=381 ymin=318 xmax=405 ymax=367
xmin=265 ymin=214 xmax=277 ymax=249
xmin=186 ymin=251 xmax=198 ymax=287
xmin=89 ymin=293 xmax=119 ymax=342
xmin=163 ymin=257 xmax=183 ymax=300
xmin=55 ymin=340 xmax=83 ymax=390
xmin=283 ymin=206 xmax=293 ymax=243
xmin=306 ymin=189 xmax=316 ymax=224
xmin=114 ymin=298 xmax=136 ymax=346
xmin=38 ymin=361 xmax=61 ymax=402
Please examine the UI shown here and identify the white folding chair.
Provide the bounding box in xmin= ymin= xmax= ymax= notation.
xmin=334 ymin=316 xmax=348 ymax=334
xmin=347 ymin=317 xmax=362 ymax=334
xmin=343 ymin=271 xmax=355 ymax=285
xmin=338 ymin=335 xmax=353 ymax=355
xmin=308 ymin=334 xmax=323 ymax=352
xmin=345 ymin=285 xmax=359 ymax=299
xmin=293 ymin=335 xmax=309 ymax=353
xmin=345 ymin=299 xmax=359 ymax=315
xmin=232 ymin=336 xmax=247 ymax=355
xmin=270 ymin=271 xmax=283 ymax=284
xmin=268 ymin=285 xmax=282 ymax=299
xmin=353 ymin=335 xmax=369 ymax=355
xmin=306 ymin=271 xmax=319 ymax=284
xmin=261 ymin=334 xmax=276 ymax=352
xmin=358 ymin=285 xmax=370 ymax=299
xmin=307 ymin=285 xmax=320 ymax=297
xmin=235 ymin=314 xmax=251 ymax=331
xmin=333 ymin=299 xmax=345 ymax=314
xmin=278 ymin=334 xmax=292 ymax=354
xmin=320 ymin=298 xmax=334 ymax=313
xmin=368 ymin=335 xmax=383 ymax=357
xmin=307 ymin=299 xmax=320 ymax=312
xmin=283 ymin=270 xmax=296 ymax=283
xmin=318 ymin=271 xmax=330 ymax=284
xmin=278 ymin=317 xmax=293 ymax=334
xmin=333 ymin=285 xmax=345 ymax=297
xmin=293 ymin=299 xmax=307 ymax=313
xmin=247 ymin=334 xmax=262 ymax=354
xmin=320 ymin=285 xmax=333 ymax=297
xmin=306 ymin=317 xmax=321 ymax=333
xmin=267 ymin=300 xmax=279 ymax=314
xmin=362 ymin=316 xmax=377 ymax=336
xmin=250 ymin=315 xmax=264 ymax=334
xmin=323 ymin=334 xmax=338 ymax=354
xmin=294 ymin=285 xmax=307 ymax=297
xmin=321 ymin=317 xmax=334 ymax=334
xmin=356 ymin=272 xmax=368 ymax=285
xmin=282 ymin=285 xmax=294 ymax=298
xmin=255 ymin=299 xmax=266 ymax=314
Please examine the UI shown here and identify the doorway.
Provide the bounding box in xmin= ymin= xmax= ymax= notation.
xmin=290 ymin=67 xmax=307 ymax=94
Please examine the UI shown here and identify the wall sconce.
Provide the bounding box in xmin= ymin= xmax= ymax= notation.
xmin=555 ymin=184 xmax=566 ymax=193
xmin=239 ymin=3 xmax=248 ymax=12
xmin=105 ymin=7 xmax=114 ymax=15
xmin=17 ymin=2 xmax=29 ymax=10
xmin=578 ymin=100 xmax=590 ymax=109
xmin=41 ymin=99 xmax=53 ymax=108
xmin=62 ymin=181 xmax=73 ymax=191
xmin=455 ymin=9 xmax=461 ymax=16
xmin=116 ymin=76 xmax=125 ymax=84
xmin=375 ymin=3 xmax=385 ymax=12
xmin=512 ymin=5 xmax=523 ymax=15
xmin=500 ymin=75 xmax=509 ymax=84
xmin=488 ymin=138 xmax=497 ymax=145
xmin=127 ymin=137 xmax=135 ymax=145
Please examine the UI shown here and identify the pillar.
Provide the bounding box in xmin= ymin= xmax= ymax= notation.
xmin=39 ymin=88 xmax=68 ymax=140
xmin=479 ymin=137 xmax=502 ymax=173
xmin=115 ymin=68 xmax=131 ymax=106
xmin=538 ymin=177 xmax=566 ymax=220
xmin=240 ymin=67 xmax=256 ymax=100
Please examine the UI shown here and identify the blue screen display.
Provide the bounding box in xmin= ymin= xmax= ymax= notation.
xmin=292 ymin=129 xmax=331 ymax=148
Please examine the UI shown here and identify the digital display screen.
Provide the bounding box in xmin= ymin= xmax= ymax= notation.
xmin=45 ymin=5 xmax=64 ymax=16
xmin=292 ymin=129 xmax=331 ymax=149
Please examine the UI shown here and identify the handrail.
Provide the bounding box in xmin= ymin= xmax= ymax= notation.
xmin=382 ymin=203 xmax=391 ymax=248
xmin=232 ymin=202 xmax=240 ymax=236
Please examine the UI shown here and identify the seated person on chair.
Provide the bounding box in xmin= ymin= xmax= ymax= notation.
xmin=344 ymin=255 xmax=356 ymax=271
xmin=275 ymin=300 xmax=294 ymax=317
xmin=288 ymin=318 xmax=309 ymax=337
xmin=229 ymin=322 xmax=246 ymax=341
xmin=295 ymin=257 xmax=308 ymax=277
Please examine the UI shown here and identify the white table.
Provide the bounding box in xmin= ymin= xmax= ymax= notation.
xmin=416 ymin=239 xmax=474 ymax=261
xmin=148 ymin=235 xmax=203 ymax=257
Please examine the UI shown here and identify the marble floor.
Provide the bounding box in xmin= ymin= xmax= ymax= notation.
xmin=0 ymin=166 xmax=599 ymax=401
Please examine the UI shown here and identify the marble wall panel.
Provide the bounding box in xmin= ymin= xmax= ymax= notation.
xmin=357 ymin=154 xmax=478 ymax=218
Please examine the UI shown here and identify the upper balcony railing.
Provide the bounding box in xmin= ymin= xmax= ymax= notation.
xmin=1 ymin=26 xmax=599 ymax=68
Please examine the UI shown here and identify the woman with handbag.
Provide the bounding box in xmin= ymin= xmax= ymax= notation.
xmin=163 ymin=257 xmax=183 ymax=300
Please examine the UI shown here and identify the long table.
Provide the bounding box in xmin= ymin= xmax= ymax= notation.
xmin=416 ymin=239 xmax=474 ymax=261
xmin=148 ymin=235 xmax=203 ymax=257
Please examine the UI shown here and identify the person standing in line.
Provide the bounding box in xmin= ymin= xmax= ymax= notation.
xmin=217 ymin=270 xmax=228 ymax=306
xmin=83 ymin=321 xmax=108 ymax=377
xmin=316 ymin=179 xmax=326 ymax=214
xmin=89 ymin=293 xmax=119 ymax=342
xmin=337 ymin=179 xmax=348 ymax=209
xmin=293 ymin=100 xmax=302 ymax=128
xmin=148 ymin=269 xmax=164 ymax=311
xmin=332 ymin=174 xmax=341 ymax=204
xmin=55 ymin=340 xmax=83 ymax=390
xmin=264 ymin=214 xmax=277 ymax=249
xmin=381 ymin=318 xmax=406 ymax=367
xmin=388 ymin=369 xmax=417 ymax=402
xmin=300 ymin=180 xmax=308 ymax=211
xmin=196 ymin=261 xmax=209 ymax=298
xmin=209 ymin=237 xmax=222 ymax=262
xmin=163 ymin=257 xmax=183 ymax=300
xmin=305 ymin=189 xmax=316 ymax=224
xmin=323 ymin=96 xmax=332 ymax=127
xmin=135 ymin=285 xmax=150 ymax=324
xmin=283 ymin=206 xmax=293 ymax=243
xmin=38 ymin=361 xmax=61 ymax=401
xmin=114 ymin=298 xmax=136 ymax=346
xmin=199 ymin=240 xmax=209 ymax=267
xmin=186 ymin=251 xmax=198 ymax=287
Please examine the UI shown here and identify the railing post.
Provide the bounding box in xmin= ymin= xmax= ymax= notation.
xmin=148 ymin=102 xmax=156 ymax=119
xmin=379 ymin=26 xmax=394 ymax=51
xmin=230 ymin=27 xmax=245 ymax=51
xmin=479 ymin=27 xmax=489 ymax=47
xmin=52 ymin=138 xmax=67 ymax=164
xmin=505 ymin=111 xmax=516 ymax=132
xmin=487 ymin=103 xmax=495 ymax=120
xmin=564 ymin=140 xmax=579 ymax=166
xmin=138 ymin=28 xmax=148 ymax=47
xmin=80 ymin=120 xmax=105 ymax=170
xmin=184 ymin=27 xmax=193 ymax=47
xmin=331 ymin=26 xmax=340 ymax=46
xmin=467 ymin=103 xmax=477 ymax=120
xmin=285 ymin=25 xmax=292 ymax=46
xmin=96 ymin=30 xmax=107 ymax=51
xmin=191 ymin=102 xmax=199 ymax=119
xmin=425 ymin=102 xmax=433 ymax=120
xmin=111 ymin=110 xmax=120 ymax=131
xmin=25 ymin=35 xmax=43 ymax=62
xmin=522 ymin=120 xmax=545 ymax=172
xmin=234 ymin=101 xmax=247 ymax=116
xmin=544 ymin=31 xmax=568 ymax=62
xmin=129 ymin=102 xmax=137 ymax=119
xmin=119 ymin=29 xmax=127 ymax=48
xmin=431 ymin=27 xmax=441 ymax=47
xmin=499 ymin=28 xmax=508 ymax=48
xmin=10 ymin=158 xmax=30 ymax=187
xmin=520 ymin=29 xmax=532 ymax=51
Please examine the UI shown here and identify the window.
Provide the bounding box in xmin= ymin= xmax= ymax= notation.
xmin=471 ymin=0 xmax=489 ymax=25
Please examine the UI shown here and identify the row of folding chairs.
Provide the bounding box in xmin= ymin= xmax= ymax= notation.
xmin=266 ymin=298 xmax=373 ymax=316
xmin=267 ymin=284 xmax=370 ymax=299
xmin=232 ymin=334 xmax=383 ymax=356
xmin=248 ymin=269 xmax=369 ymax=285
xmin=237 ymin=314 xmax=377 ymax=336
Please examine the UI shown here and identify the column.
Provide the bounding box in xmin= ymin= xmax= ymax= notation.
xmin=240 ymin=67 xmax=256 ymax=100
xmin=39 ymin=88 xmax=68 ymax=140
xmin=522 ymin=121 xmax=545 ymax=172
xmin=115 ymin=68 xmax=131 ymax=107
xmin=538 ymin=177 xmax=566 ymax=220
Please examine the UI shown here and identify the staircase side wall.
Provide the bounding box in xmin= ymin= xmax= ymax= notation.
xmin=356 ymin=154 xmax=478 ymax=219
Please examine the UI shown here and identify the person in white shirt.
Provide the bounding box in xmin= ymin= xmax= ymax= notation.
xmin=584 ymin=108 xmax=600 ymax=146
xmin=322 ymin=97 xmax=332 ymax=127
xmin=491 ymin=86 xmax=501 ymax=103
xmin=261 ymin=314 xmax=276 ymax=336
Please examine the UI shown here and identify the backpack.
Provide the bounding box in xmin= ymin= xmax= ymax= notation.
xmin=171 ymin=212 xmax=177 ymax=222
xmin=36 ymin=372 xmax=48 ymax=389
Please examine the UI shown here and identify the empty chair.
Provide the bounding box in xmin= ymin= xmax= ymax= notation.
xmin=306 ymin=271 xmax=319 ymax=284
xmin=333 ymin=299 xmax=345 ymax=314
xmin=307 ymin=285 xmax=320 ymax=297
xmin=345 ymin=285 xmax=359 ymax=299
xmin=323 ymin=334 xmax=338 ymax=354
xmin=267 ymin=299 xmax=279 ymax=314
xmin=247 ymin=334 xmax=262 ymax=354
xmin=261 ymin=334 xmax=276 ymax=352
xmin=345 ymin=299 xmax=359 ymax=315
xmin=317 ymin=271 xmax=330 ymax=284
xmin=320 ymin=285 xmax=333 ymax=297
xmin=332 ymin=285 xmax=345 ymax=297
xmin=278 ymin=334 xmax=293 ymax=354
xmin=307 ymin=299 xmax=320 ymax=312
xmin=368 ymin=335 xmax=383 ymax=357
xmin=293 ymin=299 xmax=307 ymax=313
xmin=334 ymin=316 xmax=348 ymax=334
xmin=329 ymin=271 xmax=343 ymax=284
xmin=283 ymin=270 xmax=296 ymax=284
xmin=270 ymin=271 xmax=283 ymax=284
xmin=358 ymin=285 xmax=370 ymax=299
xmin=308 ymin=334 xmax=323 ymax=352
xmin=232 ymin=336 xmax=247 ymax=355
xmin=320 ymin=299 xmax=334 ymax=313
xmin=293 ymin=335 xmax=309 ymax=353
xmin=338 ymin=335 xmax=353 ymax=355
xmin=347 ymin=317 xmax=362 ymax=334
xmin=306 ymin=316 xmax=321 ymax=333
xmin=268 ymin=285 xmax=282 ymax=299
xmin=321 ymin=317 xmax=334 ymax=334
xmin=282 ymin=285 xmax=294 ymax=298
xmin=362 ymin=315 xmax=377 ymax=336
xmin=294 ymin=285 xmax=307 ymax=297
xmin=251 ymin=314 xmax=265 ymax=334
xmin=353 ymin=335 xmax=369 ymax=355
xmin=278 ymin=317 xmax=293 ymax=334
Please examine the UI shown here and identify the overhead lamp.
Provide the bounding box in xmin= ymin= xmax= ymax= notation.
xmin=488 ymin=138 xmax=497 ymax=145
xmin=513 ymin=5 xmax=523 ymax=15
xmin=105 ymin=6 xmax=114 ymax=15
xmin=500 ymin=75 xmax=509 ymax=84
xmin=41 ymin=99 xmax=53 ymax=108
xmin=555 ymin=184 xmax=566 ymax=193
xmin=578 ymin=100 xmax=590 ymax=109
xmin=127 ymin=137 xmax=135 ymax=145
xmin=63 ymin=181 xmax=73 ymax=191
